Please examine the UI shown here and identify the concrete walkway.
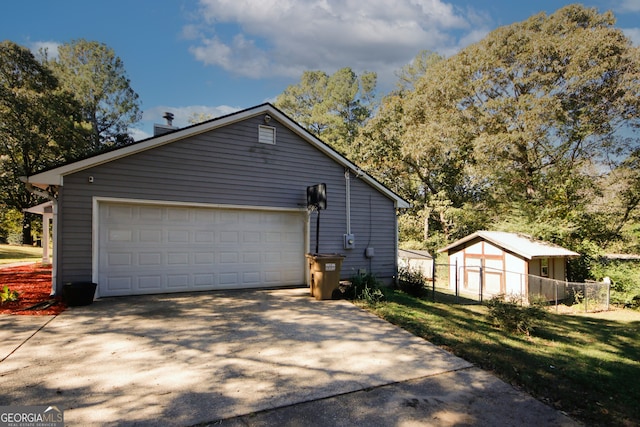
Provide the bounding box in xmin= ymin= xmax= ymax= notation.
xmin=0 ymin=288 xmax=578 ymax=426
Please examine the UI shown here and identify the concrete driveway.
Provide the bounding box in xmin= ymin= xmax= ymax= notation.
xmin=0 ymin=288 xmax=577 ymax=426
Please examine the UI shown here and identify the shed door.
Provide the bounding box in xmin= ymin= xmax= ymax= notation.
xmin=97 ymin=202 xmax=305 ymax=297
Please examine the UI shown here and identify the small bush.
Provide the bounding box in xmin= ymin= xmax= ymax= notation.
xmin=345 ymin=273 xmax=386 ymax=305
xmin=485 ymin=294 xmax=546 ymax=336
xmin=1 ymin=285 xmax=19 ymax=304
xmin=396 ymin=266 xmax=427 ymax=297
xmin=589 ymin=258 xmax=640 ymax=306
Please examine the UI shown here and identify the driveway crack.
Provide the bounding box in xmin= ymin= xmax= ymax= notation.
xmin=1 ymin=314 xmax=58 ymax=363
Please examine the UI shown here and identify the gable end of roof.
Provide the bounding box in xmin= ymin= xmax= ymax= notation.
xmin=24 ymin=103 xmax=410 ymax=208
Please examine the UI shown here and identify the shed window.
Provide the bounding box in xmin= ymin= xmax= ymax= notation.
xmin=541 ymin=258 xmax=549 ymax=277
xmin=259 ymin=125 xmax=276 ymax=144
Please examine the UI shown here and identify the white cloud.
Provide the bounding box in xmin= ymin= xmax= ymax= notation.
xmin=186 ymin=0 xmax=487 ymax=85
xmin=143 ymin=104 xmax=241 ymax=128
xmin=29 ymin=41 xmax=60 ymax=60
xmin=129 ymin=127 xmax=152 ymax=141
xmin=133 ymin=104 xmax=242 ymax=141
xmin=617 ymin=0 xmax=640 ymax=13
xmin=623 ymin=27 xmax=640 ymax=45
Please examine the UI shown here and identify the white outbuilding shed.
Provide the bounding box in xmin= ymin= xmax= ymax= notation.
xmin=438 ymin=231 xmax=579 ymax=300
xmin=398 ymin=249 xmax=434 ymax=279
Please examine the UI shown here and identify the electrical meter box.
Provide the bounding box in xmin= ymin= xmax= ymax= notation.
xmin=343 ymin=234 xmax=355 ymax=249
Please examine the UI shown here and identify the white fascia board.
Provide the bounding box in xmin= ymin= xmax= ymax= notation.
xmin=437 ymin=230 xmax=579 ymax=258
xmin=25 ymin=103 xmax=410 ymax=208
xmin=25 ymin=105 xmax=269 ymax=188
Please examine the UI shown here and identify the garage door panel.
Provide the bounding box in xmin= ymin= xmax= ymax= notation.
xmin=168 ymin=230 xmax=189 ymax=243
xmin=219 ymin=272 xmax=239 ymax=286
xmin=194 ymin=252 xmax=215 ymax=264
xmin=243 ymin=271 xmax=260 ymax=284
xmin=108 ymin=252 xmax=132 ymax=266
xmin=109 ymin=229 xmax=133 ymax=242
xmin=167 ymin=274 xmax=189 ymax=288
xmin=195 ymin=231 xmax=214 ymax=243
xmin=105 ymin=277 xmax=133 ymax=292
xmin=243 ymin=252 xmax=260 ymax=263
xmin=168 ymin=252 xmax=189 ymax=265
xmin=98 ymin=203 xmax=305 ymax=297
xmin=140 ymin=229 xmax=162 ymax=242
xmin=220 ymin=252 xmax=239 ymax=263
xmin=139 ymin=252 xmax=162 ymax=266
xmin=139 ymin=206 xmax=163 ymax=221
xmin=220 ymin=231 xmax=239 ymax=243
xmin=194 ymin=273 xmax=215 ymax=287
xmin=167 ymin=207 xmax=189 ymax=221
xmin=264 ymin=271 xmax=282 ymax=283
xmin=107 ymin=205 xmax=134 ymax=219
xmin=139 ymin=275 xmax=162 ymax=290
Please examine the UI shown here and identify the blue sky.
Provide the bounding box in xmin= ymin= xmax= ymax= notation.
xmin=3 ymin=0 xmax=640 ymax=139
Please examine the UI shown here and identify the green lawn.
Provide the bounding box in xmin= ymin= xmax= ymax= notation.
xmin=0 ymin=244 xmax=43 ymax=265
xmin=360 ymin=289 xmax=640 ymax=427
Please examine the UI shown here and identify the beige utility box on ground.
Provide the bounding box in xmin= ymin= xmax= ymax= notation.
xmin=306 ymin=253 xmax=345 ymax=300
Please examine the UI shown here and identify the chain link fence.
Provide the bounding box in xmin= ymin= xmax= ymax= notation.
xmin=416 ymin=262 xmax=610 ymax=313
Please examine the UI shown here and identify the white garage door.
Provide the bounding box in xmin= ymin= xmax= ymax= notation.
xmin=98 ymin=202 xmax=306 ymax=297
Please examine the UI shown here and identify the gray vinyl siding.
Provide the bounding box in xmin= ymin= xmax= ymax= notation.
xmin=55 ymin=114 xmax=398 ymax=292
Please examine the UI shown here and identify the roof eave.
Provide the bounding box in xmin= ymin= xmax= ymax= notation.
xmin=437 ymin=231 xmax=581 ymax=259
xmin=23 ymin=103 xmax=410 ymax=208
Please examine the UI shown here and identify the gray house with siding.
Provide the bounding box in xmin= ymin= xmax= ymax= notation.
xmin=24 ymin=103 xmax=410 ymax=297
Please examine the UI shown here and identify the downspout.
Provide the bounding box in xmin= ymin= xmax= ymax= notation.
xmin=22 ymin=179 xmax=58 ymax=296
xmin=394 ymin=205 xmax=399 ymax=286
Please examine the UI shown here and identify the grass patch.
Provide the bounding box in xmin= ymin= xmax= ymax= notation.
xmin=361 ymin=289 xmax=640 ymax=427
xmin=0 ymin=244 xmax=43 ymax=265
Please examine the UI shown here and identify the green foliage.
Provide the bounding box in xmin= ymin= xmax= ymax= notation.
xmin=0 ymin=40 xmax=90 ymax=244
xmin=351 ymin=5 xmax=640 ymax=252
xmin=394 ymin=50 xmax=444 ymax=92
xmin=1 ymin=40 xmax=141 ymax=244
xmin=345 ymin=273 xmax=386 ymax=305
xmin=590 ymin=259 xmax=640 ymax=306
xmin=275 ymin=67 xmax=376 ymax=156
xmin=0 ymin=207 xmax=22 ymax=244
xmin=47 ymin=39 xmax=142 ymax=149
xmin=396 ymin=266 xmax=427 ymax=297
xmin=0 ymin=285 xmax=19 ymax=304
xmin=485 ymin=295 xmax=546 ymax=335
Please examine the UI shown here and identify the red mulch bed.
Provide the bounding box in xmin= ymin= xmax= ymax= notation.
xmin=0 ymin=264 xmax=66 ymax=315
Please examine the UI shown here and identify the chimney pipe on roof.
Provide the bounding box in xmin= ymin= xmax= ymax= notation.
xmin=154 ymin=112 xmax=178 ymax=136
xmin=163 ymin=112 xmax=174 ymax=126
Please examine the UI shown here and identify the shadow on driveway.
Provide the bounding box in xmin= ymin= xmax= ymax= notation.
xmin=0 ymin=288 xmax=576 ymax=426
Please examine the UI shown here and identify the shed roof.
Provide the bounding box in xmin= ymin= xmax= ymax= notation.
xmin=398 ymin=249 xmax=433 ymax=259
xmin=23 ymin=103 xmax=410 ymax=209
xmin=437 ymin=231 xmax=580 ymax=260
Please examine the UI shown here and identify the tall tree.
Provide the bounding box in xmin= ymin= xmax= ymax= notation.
xmin=275 ymin=67 xmax=376 ymax=155
xmin=394 ymin=50 xmax=444 ymax=92
xmin=354 ymin=51 xmax=485 ymax=247
xmin=397 ymin=5 xmax=640 ymax=248
xmin=48 ymin=39 xmax=142 ymax=150
xmin=0 ymin=41 xmax=86 ymax=244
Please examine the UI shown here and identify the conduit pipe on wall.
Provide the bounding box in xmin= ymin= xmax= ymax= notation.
xmin=345 ymin=169 xmax=351 ymax=235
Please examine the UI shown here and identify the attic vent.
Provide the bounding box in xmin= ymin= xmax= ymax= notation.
xmin=259 ymin=125 xmax=276 ymax=145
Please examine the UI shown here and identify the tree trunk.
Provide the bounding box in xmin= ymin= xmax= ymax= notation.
xmin=22 ymin=212 xmax=33 ymax=246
